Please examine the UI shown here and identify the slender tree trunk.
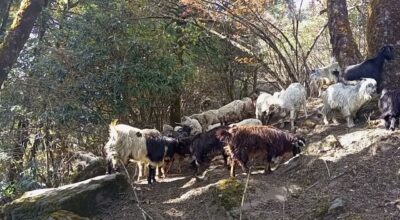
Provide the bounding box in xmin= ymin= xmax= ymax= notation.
xmin=367 ymin=0 xmax=400 ymax=89
xmin=169 ymin=90 xmax=182 ymax=125
xmin=0 ymin=0 xmax=46 ymax=87
xmin=0 ymin=0 xmax=11 ymax=36
xmin=327 ymin=0 xmax=362 ymax=67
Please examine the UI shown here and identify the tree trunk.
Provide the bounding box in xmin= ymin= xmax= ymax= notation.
xmin=169 ymin=90 xmax=182 ymax=126
xmin=327 ymin=0 xmax=362 ymax=68
xmin=0 ymin=0 xmax=11 ymax=36
xmin=367 ymin=0 xmax=400 ymax=89
xmin=0 ymin=0 xmax=46 ymax=87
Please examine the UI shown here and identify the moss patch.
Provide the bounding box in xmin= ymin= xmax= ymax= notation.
xmin=215 ymin=178 xmax=244 ymax=211
xmin=313 ymin=197 xmax=330 ymax=219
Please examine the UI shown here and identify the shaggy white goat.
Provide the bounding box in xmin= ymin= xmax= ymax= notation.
xmin=255 ymin=92 xmax=272 ymax=124
xmin=104 ymin=124 xmax=159 ymax=180
xmin=321 ymin=78 xmax=377 ymax=128
xmin=265 ymin=83 xmax=307 ymax=130
xmin=229 ymin=118 xmax=262 ymax=127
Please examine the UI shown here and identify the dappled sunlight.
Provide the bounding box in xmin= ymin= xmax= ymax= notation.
xmin=135 ymin=176 xmax=187 ymax=185
xmin=319 ymin=128 xmax=396 ymax=162
xmin=163 ymin=181 xmax=218 ymax=204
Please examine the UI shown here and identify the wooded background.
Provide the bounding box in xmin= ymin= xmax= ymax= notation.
xmin=0 ymin=0 xmax=398 ymax=198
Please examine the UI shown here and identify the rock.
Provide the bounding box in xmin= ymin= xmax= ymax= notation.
xmin=47 ymin=210 xmax=89 ymax=220
xmin=1 ymin=174 xmax=129 ymax=220
xmin=69 ymin=151 xmax=107 ymax=183
xmin=324 ymin=197 xmax=346 ymax=219
xmin=302 ymin=119 xmax=317 ymax=129
xmin=307 ymin=135 xmax=342 ymax=155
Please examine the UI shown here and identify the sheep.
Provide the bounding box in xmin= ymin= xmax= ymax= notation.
xmin=229 ymin=118 xmax=262 ymax=127
xmin=321 ymin=78 xmax=377 ymax=128
xmin=379 ymin=89 xmax=400 ymax=131
xmin=264 ymin=83 xmax=307 ymax=130
xmin=217 ymin=97 xmax=256 ymax=125
xmin=161 ymin=124 xmax=174 ymax=137
xmin=255 ymin=92 xmax=272 ymax=124
xmin=344 ymin=45 xmax=395 ymax=92
xmin=104 ymin=123 xmax=182 ymax=184
xmin=216 ymin=125 xmax=305 ymax=177
xmin=179 ymin=116 xmax=202 ymax=136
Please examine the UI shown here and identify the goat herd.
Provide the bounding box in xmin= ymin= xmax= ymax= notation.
xmin=105 ymin=45 xmax=397 ymax=185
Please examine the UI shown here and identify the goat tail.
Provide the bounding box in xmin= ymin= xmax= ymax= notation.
xmin=109 ymin=120 xmax=119 ymax=139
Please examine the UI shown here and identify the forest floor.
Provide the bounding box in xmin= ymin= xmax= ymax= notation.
xmin=93 ymin=98 xmax=400 ymax=220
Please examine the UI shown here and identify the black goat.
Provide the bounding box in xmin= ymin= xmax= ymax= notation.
xmin=379 ymin=89 xmax=400 ymax=131
xmin=344 ymin=45 xmax=395 ymax=91
xmin=189 ymin=125 xmax=230 ymax=175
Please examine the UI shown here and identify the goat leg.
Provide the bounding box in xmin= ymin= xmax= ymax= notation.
xmin=264 ymin=155 xmax=273 ymax=174
xmin=230 ymin=159 xmax=236 ymax=177
xmin=346 ymin=116 xmax=355 ymax=128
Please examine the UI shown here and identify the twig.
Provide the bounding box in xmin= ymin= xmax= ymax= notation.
xmin=323 ymin=160 xmax=331 ymax=178
xmin=330 ymin=171 xmax=347 ymax=181
xmin=120 ymin=160 xmax=153 ymax=220
xmin=239 ymin=166 xmax=252 ymax=220
xmin=304 ymin=180 xmax=320 ymax=192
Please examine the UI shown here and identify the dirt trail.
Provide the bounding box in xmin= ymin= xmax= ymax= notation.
xmin=93 ymin=99 xmax=400 ymax=219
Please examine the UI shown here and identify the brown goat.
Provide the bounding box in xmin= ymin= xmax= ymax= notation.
xmin=217 ymin=125 xmax=305 ymax=177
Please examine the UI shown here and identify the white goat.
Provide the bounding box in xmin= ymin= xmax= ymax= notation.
xmin=265 ymin=83 xmax=307 ymax=130
xmin=321 ymin=78 xmax=377 ymax=128
xmin=255 ymin=92 xmax=272 ymax=124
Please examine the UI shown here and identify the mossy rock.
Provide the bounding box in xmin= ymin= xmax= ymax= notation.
xmin=1 ymin=174 xmax=128 ymax=220
xmin=46 ymin=210 xmax=89 ymax=220
xmin=215 ymin=178 xmax=244 ymax=211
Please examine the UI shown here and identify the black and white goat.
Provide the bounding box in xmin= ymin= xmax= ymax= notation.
xmin=104 ymin=123 xmax=182 ymax=184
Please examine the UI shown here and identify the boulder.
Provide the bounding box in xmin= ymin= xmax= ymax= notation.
xmin=1 ymin=174 xmax=128 ymax=220
xmin=68 ymin=151 xmax=107 ymax=183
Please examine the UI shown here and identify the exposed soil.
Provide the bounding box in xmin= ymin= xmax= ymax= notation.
xmin=92 ymin=98 xmax=400 ymax=220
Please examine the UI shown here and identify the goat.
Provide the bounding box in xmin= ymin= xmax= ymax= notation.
xmin=344 ymin=45 xmax=395 ymax=91
xmin=264 ymin=83 xmax=307 ymax=130
xmin=189 ymin=125 xmax=230 ymax=175
xmin=216 ymin=125 xmax=305 ymax=177
xmin=104 ymin=124 xmax=182 ymax=184
xmin=379 ymin=89 xmax=400 ymax=131
xmin=255 ymin=92 xmax=272 ymax=124
xmin=310 ymin=70 xmax=340 ymax=97
xmin=321 ymin=78 xmax=377 ymax=128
